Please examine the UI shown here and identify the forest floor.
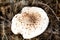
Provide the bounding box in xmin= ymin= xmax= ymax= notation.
xmin=0 ymin=0 xmax=60 ymax=40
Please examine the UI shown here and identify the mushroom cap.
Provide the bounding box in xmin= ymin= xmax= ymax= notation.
xmin=11 ymin=7 xmax=49 ymax=39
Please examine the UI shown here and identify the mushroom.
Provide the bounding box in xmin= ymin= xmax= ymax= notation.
xmin=11 ymin=7 xmax=49 ymax=39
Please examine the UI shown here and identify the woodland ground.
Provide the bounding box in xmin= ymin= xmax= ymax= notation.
xmin=0 ymin=0 xmax=60 ymax=40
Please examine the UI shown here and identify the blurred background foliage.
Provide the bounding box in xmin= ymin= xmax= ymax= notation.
xmin=0 ymin=0 xmax=60 ymax=40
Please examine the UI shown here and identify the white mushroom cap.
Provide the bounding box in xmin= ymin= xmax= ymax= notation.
xmin=11 ymin=7 xmax=49 ymax=39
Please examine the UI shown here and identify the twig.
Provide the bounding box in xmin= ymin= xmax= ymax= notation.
xmin=47 ymin=20 xmax=53 ymax=40
xmin=56 ymin=0 xmax=58 ymax=14
xmin=2 ymin=21 xmax=8 ymax=40
xmin=39 ymin=2 xmax=59 ymax=21
xmin=0 ymin=16 xmax=11 ymax=26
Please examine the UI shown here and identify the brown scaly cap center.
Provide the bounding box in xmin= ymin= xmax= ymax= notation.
xmin=21 ymin=12 xmax=41 ymax=24
xmin=17 ymin=12 xmax=41 ymax=29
